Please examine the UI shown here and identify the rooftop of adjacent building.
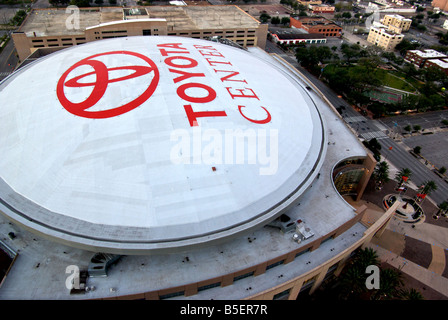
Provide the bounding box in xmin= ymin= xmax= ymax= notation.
xmin=383 ymin=14 xmax=412 ymax=21
xmin=426 ymin=58 xmax=448 ymax=68
xmin=407 ymin=49 xmax=448 ymax=59
xmin=369 ymin=24 xmax=403 ymax=36
xmin=292 ymin=16 xmax=341 ymax=27
xmin=18 ymin=5 xmax=261 ymax=37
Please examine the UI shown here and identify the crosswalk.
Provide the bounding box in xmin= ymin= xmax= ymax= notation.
xmin=0 ymin=72 xmax=12 ymax=77
xmin=344 ymin=116 xmax=366 ymax=123
xmin=360 ymin=131 xmax=388 ymax=140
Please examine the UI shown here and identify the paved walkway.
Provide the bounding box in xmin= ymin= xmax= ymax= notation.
xmin=346 ymin=185 xmax=448 ymax=299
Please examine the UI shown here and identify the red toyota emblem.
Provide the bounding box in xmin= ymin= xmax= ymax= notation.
xmin=57 ymin=51 xmax=159 ymax=119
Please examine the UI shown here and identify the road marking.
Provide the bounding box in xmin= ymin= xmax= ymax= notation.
xmin=0 ymin=72 xmax=12 ymax=77
xmin=344 ymin=116 xmax=366 ymax=123
xmin=360 ymin=131 xmax=388 ymax=140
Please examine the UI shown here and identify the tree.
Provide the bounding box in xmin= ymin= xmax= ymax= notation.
xmin=341 ymin=43 xmax=361 ymax=63
xmin=371 ymin=268 xmax=403 ymax=300
xmin=259 ymin=13 xmax=271 ymax=23
xmin=271 ymin=16 xmax=280 ymax=24
xmin=295 ymin=46 xmax=333 ymax=70
xmin=338 ymin=248 xmax=380 ymax=299
xmin=281 ymin=17 xmax=290 ymax=26
xmin=413 ymin=145 xmax=421 ymax=154
xmin=400 ymin=288 xmax=424 ymax=300
xmin=396 ymin=39 xmax=419 ymax=56
xmin=423 ymin=66 xmax=447 ymax=82
xmin=395 ymin=168 xmax=412 ymax=185
xmin=363 ymin=138 xmax=381 ymax=161
xmin=374 ymin=161 xmax=390 ymax=189
xmin=419 ymin=180 xmax=438 ymax=196
xmin=436 ymin=201 xmax=448 ymax=218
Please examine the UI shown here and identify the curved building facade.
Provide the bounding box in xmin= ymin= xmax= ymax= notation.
xmin=0 ymin=36 xmax=392 ymax=300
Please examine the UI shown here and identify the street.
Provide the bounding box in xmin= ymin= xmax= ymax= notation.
xmin=0 ymin=34 xmax=18 ymax=81
xmin=264 ymin=39 xmax=448 ymax=206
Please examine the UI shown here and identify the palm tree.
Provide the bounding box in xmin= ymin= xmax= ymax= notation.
xmin=374 ymin=161 xmax=390 ymax=189
xmin=395 ymin=168 xmax=412 ymax=185
xmin=436 ymin=201 xmax=448 ymax=218
xmin=400 ymin=288 xmax=424 ymax=300
xmin=338 ymin=248 xmax=380 ymax=299
xmin=353 ymin=247 xmax=380 ymax=269
xmin=419 ymin=180 xmax=438 ymax=196
xmin=338 ymin=265 xmax=367 ymax=299
xmin=371 ymin=268 xmax=403 ymax=300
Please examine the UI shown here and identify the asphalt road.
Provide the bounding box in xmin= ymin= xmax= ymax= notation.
xmin=264 ymin=39 xmax=448 ymax=206
xmin=0 ymin=35 xmax=18 ymax=81
xmin=378 ymin=110 xmax=448 ymax=132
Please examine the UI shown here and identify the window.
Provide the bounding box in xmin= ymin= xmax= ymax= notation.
xmin=233 ymin=271 xmax=254 ymax=282
xmin=47 ymin=39 xmax=58 ymax=42
xmin=321 ymin=234 xmax=334 ymax=245
xmin=101 ymin=30 xmax=127 ymax=34
xmin=273 ymin=288 xmax=291 ymax=300
xmin=266 ymin=260 xmax=284 ymax=271
xmin=198 ymin=282 xmax=221 ymax=292
xmin=32 ymin=39 xmax=43 ymax=43
xmin=159 ymin=291 xmax=184 ymax=300
xmin=61 ymin=38 xmax=72 ymax=41
xmin=295 ymin=248 xmax=310 ymax=258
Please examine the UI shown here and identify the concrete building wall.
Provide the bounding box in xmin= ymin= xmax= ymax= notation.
xmin=104 ymin=200 xmax=397 ymax=300
xmin=367 ymin=27 xmax=403 ymax=51
xmin=382 ymin=14 xmax=411 ymax=33
xmin=432 ymin=0 xmax=448 ymax=12
xmin=13 ymin=8 xmax=267 ymax=62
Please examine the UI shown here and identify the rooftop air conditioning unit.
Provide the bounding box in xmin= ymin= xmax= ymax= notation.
xmin=292 ymin=219 xmax=314 ymax=243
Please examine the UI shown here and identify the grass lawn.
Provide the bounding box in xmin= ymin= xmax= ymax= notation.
xmin=374 ymin=69 xmax=417 ymax=92
xmin=324 ymin=64 xmax=417 ymax=93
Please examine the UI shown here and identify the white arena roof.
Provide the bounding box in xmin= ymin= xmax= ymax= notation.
xmin=0 ymin=36 xmax=326 ymax=254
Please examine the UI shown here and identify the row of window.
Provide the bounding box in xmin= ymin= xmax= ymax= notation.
xmin=317 ymin=28 xmax=339 ymax=32
xmin=32 ymin=37 xmax=85 ymax=43
xmin=159 ymin=235 xmax=342 ymax=300
xmin=168 ymin=29 xmax=256 ymax=37
xmin=281 ymin=39 xmax=326 ymax=45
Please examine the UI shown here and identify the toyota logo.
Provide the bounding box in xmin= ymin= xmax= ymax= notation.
xmin=57 ymin=51 xmax=159 ymax=119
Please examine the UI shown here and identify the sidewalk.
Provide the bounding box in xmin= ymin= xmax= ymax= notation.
xmin=366 ymin=244 xmax=448 ymax=299
xmin=348 ymin=181 xmax=448 ymax=299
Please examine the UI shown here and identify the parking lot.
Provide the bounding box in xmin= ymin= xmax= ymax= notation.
xmin=402 ymin=131 xmax=448 ymax=170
